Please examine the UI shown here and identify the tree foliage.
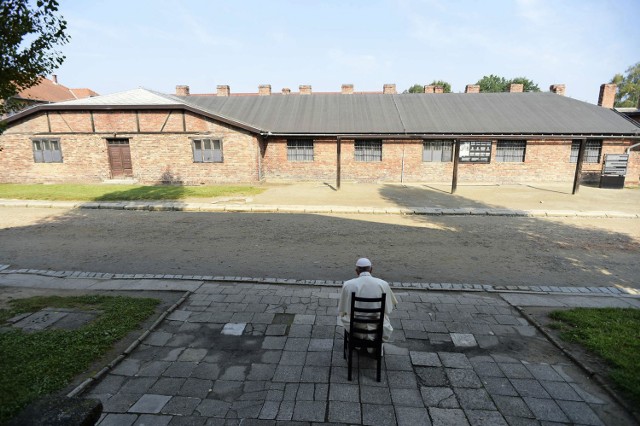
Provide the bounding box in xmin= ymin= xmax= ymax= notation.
xmin=0 ymin=0 xmax=70 ymax=114
xmin=404 ymin=84 xmax=424 ymax=93
xmin=476 ymin=75 xmax=540 ymax=92
xmin=610 ymin=62 xmax=640 ymax=108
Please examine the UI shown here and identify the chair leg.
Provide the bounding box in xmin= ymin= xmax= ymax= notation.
xmin=347 ymin=346 xmax=353 ymax=381
xmin=343 ymin=331 xmax=347 ymax=360
xmin=376 ymin=345 xmax=382 ymax=382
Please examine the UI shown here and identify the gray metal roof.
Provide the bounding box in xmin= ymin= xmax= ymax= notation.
xmin=181 ymin=92 xmax=640 ymax=136
xmin=5 ymin=88 xmax=640 ymax=137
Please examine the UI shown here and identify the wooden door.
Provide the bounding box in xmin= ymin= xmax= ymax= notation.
xmin=107 ymin=139 xmax=133 ymax=177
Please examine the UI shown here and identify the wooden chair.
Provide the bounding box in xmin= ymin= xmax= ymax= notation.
xmin=343 ymin=292 xmax=386 ymax=382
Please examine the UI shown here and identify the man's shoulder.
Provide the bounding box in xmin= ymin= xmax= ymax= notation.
xmin=366 ymin=276 xmax=389 ymax=286
xmin=342 ymin=279 xmax=359 ymax=290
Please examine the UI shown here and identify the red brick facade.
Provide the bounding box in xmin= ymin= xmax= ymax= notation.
xmin=1 ymin=110 xmax=638 ymax=185
xmin=0 ymin=110 xmax=259 ymax=184
xmin=263 ymin=138 xmax=639 ymax=185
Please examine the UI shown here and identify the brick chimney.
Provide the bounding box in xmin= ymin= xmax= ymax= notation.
xmin=424 ymin=85 xmax=435 ymax=94
xmin=434 ymin=86 xmax=444 ymax=94
xmin=465 ymin=84 xmax=480 ymax=93
xmin=175 ymin=85 xmax=190 ymax=96
xmin=549 ymin=84 xmax=565 ymax=96
xmin=598 ymin=83 xmax=616 ymax=108
xmin=383 ymin=84 xmax=396 ymax=94
xmin=341 ymin=84 xmax=354 ymax=94
xmin=217 ymin=85 xmax=230 ymax=97
xmin=299 ymin=85 xmax=312 ymax=95
xmin=282 ymin=88 xmax=291 ymax=95
xmin=258 ymin=84 xmax=271 ymax=96
xmin=51 ymin=75 xmax=58 ymax=84
xmin=509 ymin=83 xmax=524 ymax=93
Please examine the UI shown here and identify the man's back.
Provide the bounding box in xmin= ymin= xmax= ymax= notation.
xmin=338 ymin=268 xmax=397 ymax=341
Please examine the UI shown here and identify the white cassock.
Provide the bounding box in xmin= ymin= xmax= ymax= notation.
xmin=337 ymin=272 xmax=398 ymax=342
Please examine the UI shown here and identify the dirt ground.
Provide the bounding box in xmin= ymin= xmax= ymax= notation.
xmin=1 ymin=204 xmax=638 ymax=289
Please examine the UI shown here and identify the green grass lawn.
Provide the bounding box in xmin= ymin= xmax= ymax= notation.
xmin=0 ymin=184 xmax=264 ymax=201
xmin=0 ymin=295 xmax=159 ymax=424
xmin=549 ymin=307 xmax=640 ymax=405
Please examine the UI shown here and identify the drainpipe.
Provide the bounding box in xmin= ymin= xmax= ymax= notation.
xmin=626 ymin=142 xmax=640 ymax=153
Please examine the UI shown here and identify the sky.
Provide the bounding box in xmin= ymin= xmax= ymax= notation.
xmin=52 ymin=0 xmax=639 ymax=104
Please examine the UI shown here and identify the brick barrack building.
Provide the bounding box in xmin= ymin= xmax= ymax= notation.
xmin=1 ymin=82 xmax=639 ymax=186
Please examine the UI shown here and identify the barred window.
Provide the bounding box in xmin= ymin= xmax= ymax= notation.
xmin=287 ymin=140 xmax=314 ymax=161
xmin=192 ymin=138 xmax=223 ymax=163
xmin=354 ymin=140 xmax=382 ymax=162
xmin=423 ymin=140 xmax=453 ymax=162
xmin=570 ymin=140 xmax=602 ymax=163
xmin=32 ymin=139 xmax=62 ymax=163
xmin=496 ymin=141 xmax=526 ymax=162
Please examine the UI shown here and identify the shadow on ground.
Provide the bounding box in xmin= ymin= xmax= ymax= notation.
xmin=1 ymin=183 xmax=638 ymax=289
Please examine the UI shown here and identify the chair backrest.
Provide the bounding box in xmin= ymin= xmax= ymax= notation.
xmin=349 ymin=292 xmax=386 ymax=341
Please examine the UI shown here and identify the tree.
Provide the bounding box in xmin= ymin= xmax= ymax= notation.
xmin=476 ymin=75 xmax=508 ymax=92
xmin=404 ymin=84 xmax=424 ymax=93
xmin=476 ymin=75 xmax=540 ymax=92
xmin=610 ymin=62 xmax=640 ymax=108
xmin=1 ymin=0 xmax=70 ymax=116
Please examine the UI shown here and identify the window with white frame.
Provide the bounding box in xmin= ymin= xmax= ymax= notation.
xmin=192 ymin=138 xmax=223 ymax=163
xmin=496 ymin=140 xmax=526 ymax=162
xmin=287 ymin=140 xmax=314 ymax=161
xmin=354 ymin=140 xmax=382 ymax=162
xmin=423 ymin=140 xmax=453 ymax=162
xmin=570 ymin=140 xmax=602 ymax=163
xmin=32 ymin=139 xmax=62 ymax=163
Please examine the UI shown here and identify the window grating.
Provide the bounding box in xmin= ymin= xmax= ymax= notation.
xmin=423 ymin=140 xmax=453 ymax=162
xmin=496 ymin=141 xmax=526 ymax=162
xmin=354 ymin=140 xmax=382 ymax=162
xmin=32 ymin=139 xmax=62 ymax=163
xmin=570 ymin=140 xmax=602 ymax=163
xmin=287 ymin=140 xmax=314 ymax=161
xmin=192 ymin=138 xmax=223 ymax=163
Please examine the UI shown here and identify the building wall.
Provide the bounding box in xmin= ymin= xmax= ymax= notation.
xmin=263 ymin=138 xmax=639 ymax=185
xmin=0 ymin=110 xmax=259 ymax=184
xmin=2 ymin=110 xmax=638 ymax=186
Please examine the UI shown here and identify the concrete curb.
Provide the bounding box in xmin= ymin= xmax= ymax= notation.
xmin=509 ymin=303 xmax=640 ymax=423
xmin=0 ymin=199 xmax=638 ymax=218
xmin=1 ymin=266 xmax=638 ymax=297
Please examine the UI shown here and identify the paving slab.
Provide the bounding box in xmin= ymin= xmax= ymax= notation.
xmin=1 ymin=273 xmax=637 ymax=425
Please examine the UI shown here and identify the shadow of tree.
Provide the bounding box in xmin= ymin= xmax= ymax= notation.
xmin=93 ymin=170 xmax=186 ymax=201
xmin=92 ymin=185 xmax=186 ymax=202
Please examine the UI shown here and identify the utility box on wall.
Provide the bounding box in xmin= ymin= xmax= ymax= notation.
xmin=599 ymin=154 xmax=628 ymax=189
xmin=600 ymin=174 xmax=625 ymax=189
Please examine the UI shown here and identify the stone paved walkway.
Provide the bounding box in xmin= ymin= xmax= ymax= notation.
xmin=70 ymin=281 xmax=636 ymax=426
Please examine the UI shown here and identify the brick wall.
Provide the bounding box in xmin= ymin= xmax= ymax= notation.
xmin=2 ymin=110 xmax=638 ymax=186
xmin=0 ymin=110 xmax=260 ymax=184
xmin=263 ymin=139 xmax=639 ymax=185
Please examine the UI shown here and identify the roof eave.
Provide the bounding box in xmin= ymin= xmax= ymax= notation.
xmin=263 ymin=132 xmax=640 ymax=139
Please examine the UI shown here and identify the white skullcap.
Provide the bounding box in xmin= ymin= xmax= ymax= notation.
xmin=356 ymin=258 xmax=372 ymax=267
